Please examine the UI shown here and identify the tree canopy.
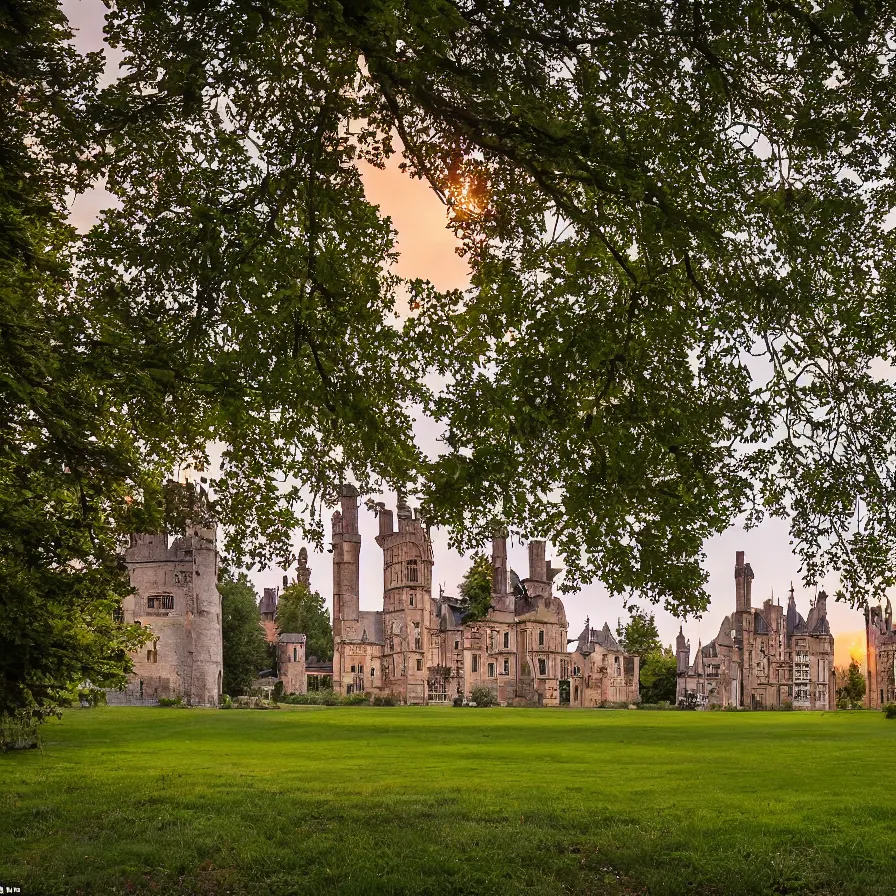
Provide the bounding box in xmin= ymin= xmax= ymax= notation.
xmin=5 ymin=0 xmax=896 ymax=730
xmin=834 ymin=658 xmax=867 ymax=709
xmin=616 ymin=607 xmax=677 ymax=703
xmin=276 ymin=582 xmax=334 ymax=662
xmin=220 ymin=572 xmax=270 ymax=696
xmin=86 ymin=0 xmax=896 ymax=613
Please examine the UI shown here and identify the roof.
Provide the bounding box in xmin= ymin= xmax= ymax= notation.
xmin=278 ymin=633 xmax=306 ymax=644
xmin=573 ymin=620 xmax=623 ymax=655
xmin=306 ymin=657 xmax=333 ymax=673
xmin=258 ymin=587 xmax=279 ymax=616
xmin=359 ymin=610 xmax=384 ymax=644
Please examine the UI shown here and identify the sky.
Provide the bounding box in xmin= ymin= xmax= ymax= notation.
xmin=61 ymin=0 xmax=870 ymax=666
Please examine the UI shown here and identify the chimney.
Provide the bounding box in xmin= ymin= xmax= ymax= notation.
xmin=492 ymin=532 xmax=507 ymax=596
xmin=528 ymin=541 xmax=546 ymax=582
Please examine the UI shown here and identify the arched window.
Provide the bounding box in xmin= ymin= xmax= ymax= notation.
xmin=406 ymin=559 xmax=419 ymax=582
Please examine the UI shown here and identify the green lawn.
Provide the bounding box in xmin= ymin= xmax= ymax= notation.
xmin=1 ymin=707 xmax=893 ymax=896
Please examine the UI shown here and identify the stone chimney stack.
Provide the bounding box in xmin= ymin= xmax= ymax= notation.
xmin=528 ymin=540 xmax=547 ymax=582
xmin=376 ymin=501 xmax=393 ymax=537
xmin=735 ymin=551 xmax=747 ymax=612
xmin=676 ymin=626 xmax=691 ymax=674
xmin=491 ymin=532 xmax=508 ymax=597
xmin=332 ymin=484 xmax=361 ymax=638
xmin=296 ymin=546 xmax=311 ymax=588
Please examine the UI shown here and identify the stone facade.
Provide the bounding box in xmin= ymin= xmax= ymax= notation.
xmin=116 ymin=524 xmax=223 ymax=706
xmin=676 ymin=552 xmax=835 ymax=710
xmin=866 ymin=599 xmax=895 ymax=709
xmin=330 ymin=489 xmax=640 ymax=706
xmin=277 ymin=633 xmax=307 ymax=695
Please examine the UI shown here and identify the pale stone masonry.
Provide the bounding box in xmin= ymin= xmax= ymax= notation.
xmin=115 ymin=524 xmax=223 ymax=706
xmin=866 ymin=599 xmax=895 ymax=708
xmin=676 ymin=552 xmax=835 ymax=710
xmin=329 ymin=489 xmax=640 ymax=706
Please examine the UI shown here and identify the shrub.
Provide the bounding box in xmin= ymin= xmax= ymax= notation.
xmin=157 ymin=696 xmax=184 ymax=708
xmin=373 ymin=695 xmax=397 ymax=706
xmin=780 ymin=700 xmax=794 ymax=711
xmin=0 ymin=713 xmax=40 ymax=752
xmin=469 ymin=686 xmax=497 ymax=707
xmin=220 ymin=695 xmax=233 ymax=709
xmin=341 ymin=693 xmax=369 ymax=706
xmin=884 ymin=703 xmax=896 ymax=720
xmin=452 ymin=695 xmax=464 ymax=707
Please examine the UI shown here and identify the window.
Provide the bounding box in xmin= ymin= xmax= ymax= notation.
xmin=573 ymin=665 xmax=581 ymax=676
xmin=371 ymin=667 xmax=375 ymax=678
xmin=147 ymin=595 xmax=174 ymax=610
xmin=454 ymin=640 xmax=460 ymax=650
xmin=406 ymin=559 xmax=419 ymax=582
xmin=538 ymin=629 xmax=544 ymax=646
xmin=293 ymin=647 xmax=298 ymax=662
xmin=414 ymin=623 xmax=422 ymax=650
xmin=350 ymin=665 xmax=356 ymax=673
xmin=503 ymin=632 xmax=509 ymax=649
xmin=359 ymin=665 xmax=364 ymax=675
xmin=472 ymin=655 xmax=479 ymax=673
xmin=409 ymin=594 xmax=416 ymax=607
xmin=488 ymin=662 xmax=496 ymax=678
xmin=538 ymin=658 xmax=546 ymax=676
xmin=503 ymin=658 xmax=509 ymax=675
xmin=560 ymin=660 xmax=569 ymax=679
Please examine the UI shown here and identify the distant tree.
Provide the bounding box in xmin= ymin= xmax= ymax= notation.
xmin=835 ymin=660 xmax=867 ymax=709
xmin=220 ymin=572 xmax=269 ymax=697
xmin=276 ymin=583 xmax=333 ymax=662
xmin=617 ymin=608 xmax=676 ymax=703
xmin=616 ymin=608 xmax=662 ymax=658
xmin=459 ymin=554 xmax=493 ymax=622
xmin=639 ymin=649 xmax=678 ymax=704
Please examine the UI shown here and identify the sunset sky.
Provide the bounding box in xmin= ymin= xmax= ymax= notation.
xmin=63 ymin=0 xmax=870 ymax=666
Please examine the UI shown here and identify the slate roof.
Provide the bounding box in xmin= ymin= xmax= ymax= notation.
xmin=258 ymin=587 xmax=279 ymax=616
xmin=278 ymin=633 xmax=306 ymax=644
xmin=359 ymin=610 xmax=384 ymax=644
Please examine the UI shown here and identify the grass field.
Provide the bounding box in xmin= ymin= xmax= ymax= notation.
xmin=1 ymin=707 xmax=894 ymax=896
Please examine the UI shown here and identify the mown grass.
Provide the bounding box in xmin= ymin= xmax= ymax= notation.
xmin=1 ymin=707 xmax=893 ymax=895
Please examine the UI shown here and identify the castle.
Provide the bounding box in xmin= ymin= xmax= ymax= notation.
xmin=110 ymin=523 xmax=223 ymax=706
xmin=675 ymin=552 xmax=835 ymax=710
xmin=865 ymin=599 xmax=895 ymax=708
xmin=329 ymin=486 xmax=639 ymax=706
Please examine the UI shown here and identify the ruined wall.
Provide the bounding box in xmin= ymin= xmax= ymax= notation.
xmin=122 ymin=526 xmax=222 ymax=706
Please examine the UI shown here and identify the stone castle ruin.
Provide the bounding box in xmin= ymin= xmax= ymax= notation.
xmin=866 ymin=599 xmax=895 ymax=708
xmin=675 ymin=552 xmax=835 ymax=710
xmin=328 ymin=485 xmax=639 ymax=706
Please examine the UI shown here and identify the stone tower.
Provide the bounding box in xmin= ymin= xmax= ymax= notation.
xmin=121 ymin=520 xmax=222 ymax=706
xmin=332 ymin=483 xmax=361 ymax=641
xmin=376 ymin=493 xmax=434 ymax=704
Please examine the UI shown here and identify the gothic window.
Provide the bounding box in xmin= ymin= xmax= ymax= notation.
xmin=406 ymin=559 xmax=419 ymax=583
xmin=538 ymin=629 xmax=545 ymax=646
xmin=503 ymin=631 xmax=509 ymax=649
xmin=538 ymin=658 xmax=546 ymax=676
